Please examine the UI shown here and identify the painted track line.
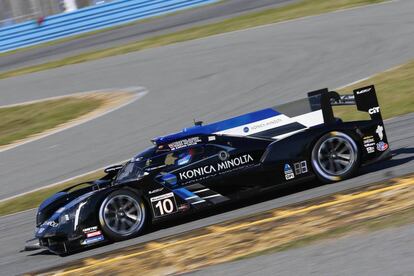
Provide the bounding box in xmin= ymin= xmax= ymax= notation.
xmin=336 ymin=63 xmax=406 ymax=90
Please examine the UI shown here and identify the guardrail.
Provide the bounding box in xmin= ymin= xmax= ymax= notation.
xmin=0 ymin=0 xmax=218 ymax=53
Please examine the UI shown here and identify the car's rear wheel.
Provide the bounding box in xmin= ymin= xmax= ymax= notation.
xmin=98 ymin=189 xmax=147 ymax=241
xmin=311 ymin=131 xmax=360 ymax=183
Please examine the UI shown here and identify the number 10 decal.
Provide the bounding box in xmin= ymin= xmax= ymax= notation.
xmin=150 ymin=192 xmax=178 ymax=217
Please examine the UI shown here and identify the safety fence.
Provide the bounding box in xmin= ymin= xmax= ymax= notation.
xmin=0 ymin=0 xmax=70 ymax=27
xmin=0 ymin=0 xmax=218 ymax=53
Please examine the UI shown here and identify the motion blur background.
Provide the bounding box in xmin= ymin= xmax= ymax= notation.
xmin=0 ymin=0 xmax=114 ymax=26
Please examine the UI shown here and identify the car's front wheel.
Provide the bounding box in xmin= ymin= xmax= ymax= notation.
xmin=98 ymin=189 xmax=147 ymax=241
xmin=311 ymin=131 xmax=360 ymax=183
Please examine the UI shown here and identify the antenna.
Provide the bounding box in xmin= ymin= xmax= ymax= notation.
xmin=193 ymin=119 xmax=203 ymax=126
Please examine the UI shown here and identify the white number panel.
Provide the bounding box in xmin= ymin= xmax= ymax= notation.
xmin=150 ymin=192 xmax=178 ymax=217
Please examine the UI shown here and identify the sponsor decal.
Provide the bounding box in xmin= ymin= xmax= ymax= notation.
xmin=366 ymin=146 xmax=375 ymax=153
xmin=363 ymin=136 xmax=374 ymax=143
xmin=145 ymin=164 xmax=167 ymax=172
xmin=44 ymin=221 xmax=58 ymax=228
xmin=150 ymin=193 xmax=175 ymax=202
xmin=246 ymin=118 xmax=284 ymax=133
xmin=37 ymin=227 xmax=45 ymax=234
xmin=86 ymin=230 xmax=102 ymax=238
xmin=356 ymin=87 xmax=372 ymax=95
xmin=376 ymin=142 xmax=389 ymax=152
xmin=148 ymin=187 xmax=164 ymax=194
xmin=366 ymin=146 xmax=375 ymax=154
xmin=376 ymin=125 xmax=384 ymax=141
xmin=208 ymin=136 xmax=216 ymax=141
xmin=81 ymin=235 xmax=104 ymax=245
xmin=294 ymin=161 xmax=308 ymax=175
xmin=368 ymin=106 xmax=380 ymax=115
xmin=82 ymin=226 xmax=98 ymax=233
xmin=168 ymin=137 xmax=201 ymax=150
xmin=178 ymin=154 xmax=254 ymax=180
xmin=62 ymin=214 xmax=70 ymax=222
xmin=178 ymin=204 xmax=190 ymax=212
xmin=284 ymin=164 xmax=295 ymax=180
xmin=243 ymin=127 xmax=250 ymax=133
xmin=218 ymin=150 xmax=229 ymax=161
xmin=150 ymin=192 xmax=178 ymax=217
xmin=363 ymin=136 xmax=375 ymax=154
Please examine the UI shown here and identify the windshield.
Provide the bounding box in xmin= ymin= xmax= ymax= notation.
xmin=115 ymin=161 xmax=146 ymax=183
xmin=114 ymin=147 xmax=156 ymax=183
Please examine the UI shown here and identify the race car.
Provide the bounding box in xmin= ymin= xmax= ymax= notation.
xmin=28 ymin=85 xmax=391 ymax=254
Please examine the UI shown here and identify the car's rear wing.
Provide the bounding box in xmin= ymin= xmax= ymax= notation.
xmin=307 ymin=84 xmax=383 ymax=124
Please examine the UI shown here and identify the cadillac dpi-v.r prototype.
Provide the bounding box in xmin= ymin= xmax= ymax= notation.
xmin=29 ymin=85 xmax=391 ymax=254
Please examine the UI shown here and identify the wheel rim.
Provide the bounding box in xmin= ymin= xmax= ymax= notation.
xmin=102 ymin=195 xmax=143 ymax=236
xmin=317 ymin=136 xmax=356 ymax=176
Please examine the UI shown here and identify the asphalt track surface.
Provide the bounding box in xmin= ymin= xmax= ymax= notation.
xmin=0 ymin=0 xmax=414 ymax=274
xmin=191 ymin=221 xmax=414 ymax=276
xmin=0 ymin=0 xmax=295 ymax=72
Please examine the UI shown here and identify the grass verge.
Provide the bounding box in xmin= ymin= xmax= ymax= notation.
xmin=336 ymin=61 xmax=414 ymax=121
xmin=237 ymin=205 xmax=414 ymax=261
xmin=0 ymin=97 xmax=103 ymax=147
xmin=0 ymin=0 xmax=384 ymax=79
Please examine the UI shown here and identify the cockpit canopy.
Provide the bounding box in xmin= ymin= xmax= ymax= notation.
xmin=114 ymin=145 xmax=212 ymax=184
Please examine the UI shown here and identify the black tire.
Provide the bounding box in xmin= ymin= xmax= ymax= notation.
xmin=98 ymin=189 xmax=147 ymax=241
xmin=311 ymin=131 xmax=360 ymax=183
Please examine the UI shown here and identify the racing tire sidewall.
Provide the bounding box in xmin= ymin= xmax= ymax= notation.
xmin=98 ymin=189 xmax=147 ymax=242
xmin=311 ymin=131 xmax=360 ymax=183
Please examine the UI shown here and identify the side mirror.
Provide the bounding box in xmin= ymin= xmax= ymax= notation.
xmin=104 ymin=164 xmax=123 ymax=175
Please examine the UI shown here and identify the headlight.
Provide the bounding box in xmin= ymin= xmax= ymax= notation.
xmin=58 ymin=201 xmax=87 ymax=231
xmin=58 ymin=209 xmax=74 ymax=224
xmin=49 ymin=191 xmax=93 ymax=230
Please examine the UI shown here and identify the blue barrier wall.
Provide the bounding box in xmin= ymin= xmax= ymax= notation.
xmin=0 ymin=0 xmax=218 ymax=53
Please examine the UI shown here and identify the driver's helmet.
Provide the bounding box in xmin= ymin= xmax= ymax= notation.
xmin=176 ymin=150 xmax=192 ymax=166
